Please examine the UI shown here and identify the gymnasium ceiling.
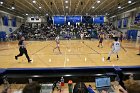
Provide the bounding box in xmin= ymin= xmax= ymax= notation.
xmin=0 ymin=0 xmax=140 ymax=17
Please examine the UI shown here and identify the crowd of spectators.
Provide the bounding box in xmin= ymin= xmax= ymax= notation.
xmin=7 ymin=23 xmax=120 ymax=41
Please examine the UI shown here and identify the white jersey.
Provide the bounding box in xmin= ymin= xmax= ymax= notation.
xmin=80 ymin=33 xmax=84 ymax=38
xmin=112 ymin=41 xmax=121 ymax=52
xmin=55 ymin=36 xmax=60 ymax=43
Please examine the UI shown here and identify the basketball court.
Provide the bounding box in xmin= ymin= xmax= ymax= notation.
xmin=0 ymin=40 xmax=139 ymax=68
xmin=1 ymin=0 xmax=140 ymax=93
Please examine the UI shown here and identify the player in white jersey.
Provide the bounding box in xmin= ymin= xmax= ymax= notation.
xmin=80 ymin=32 xmax=84 ymax=43
xmin=53 ymin=35 xmax=61 ymax=53
xmin=107 ymin=37 xmax=126 ymax=61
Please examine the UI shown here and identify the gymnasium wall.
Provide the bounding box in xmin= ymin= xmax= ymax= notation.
xmin=110 ymin=7 xmax=140 ymax=30
xmin=0 ymin=10 xmax=24 ymax=35
xmin=110 ymin=7 xmax=140 ymax=40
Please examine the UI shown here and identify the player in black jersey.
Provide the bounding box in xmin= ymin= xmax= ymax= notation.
xmin=15 ymin=36 xmax=32 ymax=63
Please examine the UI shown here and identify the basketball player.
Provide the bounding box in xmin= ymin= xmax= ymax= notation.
xmin=107 ymin=37 xmax=126 ymax=61
xmin=97 ymin=31 xmax=104 ymax=48
xmin=80 ymin=32 xmax=84 ymax=43
xmin=53 ymin=35 xmax=61 ymax=53
xmin=15 ymin=36 xmax=32 ymax=63
xmin=119 ymin=32 xmax=123 ymax=42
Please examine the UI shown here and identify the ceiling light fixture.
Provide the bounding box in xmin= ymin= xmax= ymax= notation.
xmin=11 ymin=6 xmax=15 ymax=10
xmin=39 ymin=6 xmax=42 ymax=9
xmin=118 ymin=6 xmax=121 ymax=9
xmin=26 ymin=14 xmax=28 ymax=15
xmin=11 ymin=2 xmax=15 ymax=10
xmin=97 ymin=0 xmax=101 ymax=3
xmin=66 ymin=6 xmax=68 ymax=8
xmin=128 ymin=0 xmax=132 ymax=3
xmin=33 ymin=0 xmax=36 ymax=3
xmin=0 ymin=1 xmax=3 ymax=5
xmin=92 ymin=6 xmax=95 ymax=9
xmin=46 ymin=13 xmax=48 ymax=16
xmin=118 ymin=3 xmax=121 ymax=9
xmin=65 ymin=0 xmax=68 ymax=3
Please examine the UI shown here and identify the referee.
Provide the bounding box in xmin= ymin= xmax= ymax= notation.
xmin=15 ymin=36 xmax=32 ymax=63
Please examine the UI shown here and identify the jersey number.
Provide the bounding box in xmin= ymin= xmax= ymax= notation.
xmin=116 ymin=43 xmax=119 ymax=45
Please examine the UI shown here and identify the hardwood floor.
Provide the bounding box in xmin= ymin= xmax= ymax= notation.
xmin=0 ymin=40 xmax=139 ymax=68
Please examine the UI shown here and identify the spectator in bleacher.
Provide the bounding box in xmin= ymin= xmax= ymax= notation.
xmin=52 ymin=81 xmax=57 ymax=91
xmin=23 ymin=82 xmax=41 ymax=93
xmin=73 ymin=82 xmax=88 ymax=93
xmin=56 ymin=81 xmax=61 ymax=92
xmin=117 ymin=80 xmax=140 ymax=93
xmin=124 ymin=81 xmax=140 ymax=93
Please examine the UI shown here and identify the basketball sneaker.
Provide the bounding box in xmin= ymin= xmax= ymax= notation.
xmin=15 ymin=56 xmax=18 ymax=60
xmin=106 ymin=57 xmax=111 ymax=62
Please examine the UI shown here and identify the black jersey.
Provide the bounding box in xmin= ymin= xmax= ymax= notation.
xmin=18 ymin=40 xmax=25 ymax=48
xmin=18 ymin=40 xmax=24 ymax=45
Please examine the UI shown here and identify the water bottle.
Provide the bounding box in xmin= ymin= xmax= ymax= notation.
xmin=61 ymin=77 xmax=64 ymax=86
